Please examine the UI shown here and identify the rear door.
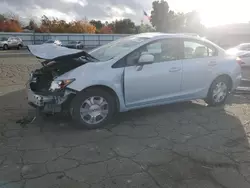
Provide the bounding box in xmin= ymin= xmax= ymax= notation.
xmin=13 ymin=37 xmax=19 ymax=46
xmin=180 ymin=38 xmax=219 ymax=98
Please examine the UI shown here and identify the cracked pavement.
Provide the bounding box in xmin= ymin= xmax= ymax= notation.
xmin=1 ymin=56 xmax=250 ymax=188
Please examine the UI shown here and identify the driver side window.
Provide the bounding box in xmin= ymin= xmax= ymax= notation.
xmin=126 ymin=39 xmax=180 ymax=66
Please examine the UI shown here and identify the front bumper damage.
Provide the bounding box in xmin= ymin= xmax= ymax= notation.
xmin=27 ymin=87 xmax=76 ymax=113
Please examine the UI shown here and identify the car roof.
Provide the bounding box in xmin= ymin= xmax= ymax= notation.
xmin=134 ymin=32 xmax=224 ymax=52
xmin=135 ymin=32 xmax=200 ymax=39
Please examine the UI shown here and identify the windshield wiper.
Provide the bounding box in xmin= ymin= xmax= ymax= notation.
xmin=79 ymin=55 xmax=99 ymax=62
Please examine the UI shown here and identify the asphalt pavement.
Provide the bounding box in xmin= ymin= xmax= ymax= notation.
xmin=0 ymin=49 xmax=31 ymax=57
xmin=1 ymin=56 xmax=250 ymax=188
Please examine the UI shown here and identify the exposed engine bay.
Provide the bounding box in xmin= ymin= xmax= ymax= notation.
xmin=27 ymin=50 xmax=98 ymax=113
xmin=29 ymin=51 xmax=97 ymax=94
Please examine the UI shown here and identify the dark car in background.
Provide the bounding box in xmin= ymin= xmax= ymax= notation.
xmin=64 ymin=41 xmax=84 ymax=49
xmin=0 ymin=37 xmax=23 ymax=50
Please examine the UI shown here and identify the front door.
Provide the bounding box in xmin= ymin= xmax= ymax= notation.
xmin=124 ymin=38 xmax=183 ymax=107
xmin=8 ymin=38 xmax=16 ymax=47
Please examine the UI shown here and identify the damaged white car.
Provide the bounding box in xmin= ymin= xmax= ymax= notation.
xmin=27 ymin=33 xmax=242 ymax=129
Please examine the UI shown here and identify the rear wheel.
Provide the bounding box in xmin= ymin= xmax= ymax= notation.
xmin=3 ymin=44 xmax=8 ymax=50
xmin=70 ymin=88 xmax=116 ymax=129
xmin=17 ymin=44 xmax=22 ymax=50
xmin=205 ymin=76 xmax=230 ymax=106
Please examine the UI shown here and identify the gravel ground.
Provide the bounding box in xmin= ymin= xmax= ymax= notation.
xmin=1 ymin=56 xmax=250 ymax=188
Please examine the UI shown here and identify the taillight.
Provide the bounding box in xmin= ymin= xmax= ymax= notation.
xmin=236 ymin=57 xmax=245 ymax=66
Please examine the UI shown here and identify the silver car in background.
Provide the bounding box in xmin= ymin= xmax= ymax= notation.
xmin=0 ymin=37 xmax=23 ymax=50
xmin=43 ymin=39 xmax=62 ymax=46
xmin=27 ymin=33 xmax=242 ymax=129
xmin=227 ymin=43 xmax=250 ymax=67
xmin=64 ymin=41 xmax=84 ymax=49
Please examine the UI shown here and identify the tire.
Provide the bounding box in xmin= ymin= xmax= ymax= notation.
xmin=17 ymin=44 xmax=22 ymax=50
xmin=70 ymin=88 xmax=117 ymax=129
xmin=3 ymin=44 xmax=8 ymax=50
xmin=205 ymin=76 xmax=230 ymax=106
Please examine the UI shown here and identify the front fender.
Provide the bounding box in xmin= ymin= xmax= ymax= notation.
xmin=66 ymin=66 xmax=127 ymax=112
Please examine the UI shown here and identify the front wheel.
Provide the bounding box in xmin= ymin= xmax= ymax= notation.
xmin=3 ymin=44 xmax=8 ymax=50
xmin=205 ymin=77 xmax=230 ymax=106
xmin=70 ymin=89 xmax=116 ymax=129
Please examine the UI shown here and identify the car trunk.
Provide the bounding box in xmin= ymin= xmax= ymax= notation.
xmin=29 ymin=51 xmax=97 ymax=94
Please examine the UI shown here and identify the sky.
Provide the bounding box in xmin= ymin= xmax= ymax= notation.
xmin=0 ymin=0 xmax=249 ymax=27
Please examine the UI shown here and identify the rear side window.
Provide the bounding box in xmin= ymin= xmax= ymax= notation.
xmin=183 ymin=39 xmax=218 ymax=59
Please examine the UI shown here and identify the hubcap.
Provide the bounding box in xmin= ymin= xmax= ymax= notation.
xmin=80 ymin=96 xmax=109 ymax=125
xmin=212 ymin=82 xmax=228 ymax=103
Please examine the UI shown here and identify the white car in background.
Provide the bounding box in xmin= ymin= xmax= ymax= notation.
xmin=226 ymin=43 xmax=250 ymax=67
xmin=43 ymin=39 xmax=62 ymax=46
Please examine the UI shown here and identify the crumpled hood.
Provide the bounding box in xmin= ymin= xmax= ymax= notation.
xmin=28 ymin=44 xmax=98 ymax=67
xmin=27 ymin=44 xmax=82 ymax=60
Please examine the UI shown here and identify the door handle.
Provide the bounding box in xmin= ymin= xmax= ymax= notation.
xmin=208 ymin=61 xmax=217 ymax=66
xmin=169 ymin=67 xmax=181 ymax=72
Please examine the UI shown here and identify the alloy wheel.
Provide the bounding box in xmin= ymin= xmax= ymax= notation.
xmin=80 ymin=96 xmax=109 ymax=125
xmin=212 ymin=82 xmax=228 ymax=103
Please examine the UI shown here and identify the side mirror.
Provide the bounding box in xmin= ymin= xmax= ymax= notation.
xmin=138 ymin=53 xmax=154 ymax=65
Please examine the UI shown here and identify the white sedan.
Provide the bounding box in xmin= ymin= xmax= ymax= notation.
xmin=226 ymin=43 xmax=250 ymax=67
xmin=27 ymin=33 xmax=242 ymax=129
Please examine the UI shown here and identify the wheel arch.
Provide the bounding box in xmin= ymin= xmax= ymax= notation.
xmin=81 ymin=85 xmax=120 ymax=111
xmin=212 ymin=74 xmax=233 ymax=91
xmin=205 ymin=74 xmax=233 ymax=106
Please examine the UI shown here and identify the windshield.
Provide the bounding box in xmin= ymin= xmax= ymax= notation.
xmin=69 ymin=41 xmax=77 ymax=44
xmin=89 ymin=36 xmax=149 ymax=61
xmin=0 ymin=37 xmax=8 ymax=41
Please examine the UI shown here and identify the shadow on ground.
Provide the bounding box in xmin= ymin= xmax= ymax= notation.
xmin=1 ymin=89 xmax=250 ymax=188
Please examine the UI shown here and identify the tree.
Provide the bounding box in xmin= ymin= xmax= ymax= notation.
xmin=166 ymin=11 xmax=186 ymax=32
xmin=27 ymin=19 xmax=38 ymax=31
xmin=0 ymin=13 xmax=22 ymax=32
xmin=89 ymin=20 xmax=103 ymax=32
xmin=99 ymin=26 xmax=113 ymax=34
xmin=39 ymin=16 xmax=96 ymax=33
xmin=40 ymin=15 xmax=51 ymax=32
xmin=70 ymin=20 xmax=96 ymax=33
xmin=138 ymin=24 xmax=156 ymax=33
xmin=112 ymin=19 xmax=136 ymax=34
xmin=0 ymin=14 xmax=5 ymax=21
xmin=183 ymin=11 xmax=205 ymax=35
xmin=150 ymin=0 xmax=205 ymax=34
xmin=150 ymin=0 xmax=170 ymax=32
